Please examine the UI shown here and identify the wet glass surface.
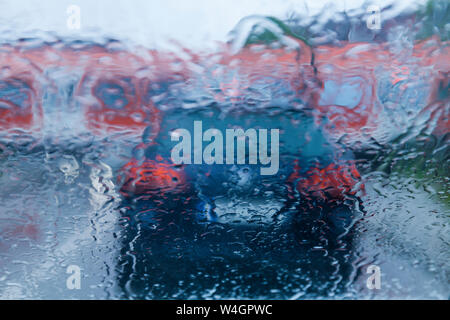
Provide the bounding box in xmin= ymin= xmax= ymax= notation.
xmin=0 ymin=0 xmax=448 ymax=299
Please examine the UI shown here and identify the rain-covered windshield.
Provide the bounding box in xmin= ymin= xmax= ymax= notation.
xmin=0 ymin=0 xmax=448 ymax=300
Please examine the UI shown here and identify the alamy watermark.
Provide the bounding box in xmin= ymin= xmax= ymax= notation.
xmin=170 ymin=121 xmax=280 ymax=175
xmin=66 ymin=264 xmax=81 ymax=290
xmin=67 ymin=5 xmax=81 ymax=30
xmin=366 ymin=5 xmax=381 ymax=30
xmin=366 ymin=264 xmax=381 ymax=290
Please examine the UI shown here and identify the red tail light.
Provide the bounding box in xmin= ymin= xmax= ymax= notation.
xmin=118 ymin=156 xmax=188 ymax=197
xmin=289 ymin=162 xmax=363 ymax=201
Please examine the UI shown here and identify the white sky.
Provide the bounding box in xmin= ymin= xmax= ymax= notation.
xmin=0 ymin=0 xmax=427 ymax=49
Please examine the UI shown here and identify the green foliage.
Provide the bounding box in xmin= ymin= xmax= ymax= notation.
xmin=416 ymin=0 xmax=450 ymax=41
xmin=243 ymin=16 xmax=310 ymax=47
